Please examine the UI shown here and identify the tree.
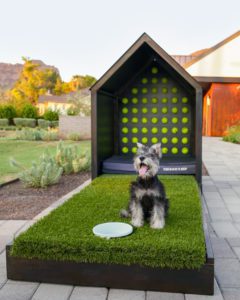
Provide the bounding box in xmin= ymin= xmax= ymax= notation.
xmin=67 ymin=90 xmax=91 ymax=116
xmin=69 ymin=75 xmax=96 ymax=91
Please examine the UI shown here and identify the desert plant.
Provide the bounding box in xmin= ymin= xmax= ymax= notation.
xmin=43 ymin=109 xmax=59 ymax=121
xmin=40 ymin=129 xmax=59 ymax=141
xmin=21 ymin=103 xmax=38 ymax=119
xmin=10 ymin=152 xmax=63 ymax=188
xmin=0 ymin=105 xmax=17 ymax=120
xmin=14 ymin=118 xmax=36 ymax=128
xmin=55 ymin=141 xmax=90 ymax=174
xmin=67 ymin=133 xmax=82 ymax=141
xmin=38 ymin=119 xmax=51 ymax=128
xmin=16 ymin=128 xmax=59 ymax=141
xmin=0 ymin=119 xmax=9 ymax=126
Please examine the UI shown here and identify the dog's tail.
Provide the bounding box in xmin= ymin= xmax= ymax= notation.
xmin=120 ymin=209 xmax=130 ymax=218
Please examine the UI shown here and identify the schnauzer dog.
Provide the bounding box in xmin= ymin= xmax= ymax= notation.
xmin=121 ymin=143 xmax=169 ymax=229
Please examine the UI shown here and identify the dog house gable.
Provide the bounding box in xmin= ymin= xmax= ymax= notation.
xmin=91 ymin=33 xmax=202 ymax=185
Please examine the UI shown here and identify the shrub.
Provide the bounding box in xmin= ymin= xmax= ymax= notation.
xmin=16 ymin=128 xmax=59 ymax=141
xmin=13 ymin=118 xmax=36 ymax=128
xmin=0 ymin=119 xmax=9 ymax=126
xmin=223 ymin=125 xmax=240 ymax=144
xmin=55 ymin=141 xmax=90 ymax=174
xmin=0 ymin=105 xmax=17 ymax=120
xmin=67 ymin=133 xmax=82 ymax=141
xmin=38 ymin=119 xmax=51 ymax=128
xmin=21 ymin=104 xmax=38 ymax=119
xmin=10 ymin=152 xmax=63 ymax=188
xmin=43 ymin=109 xmax=59 ymax=121
xmin=51 ymin=120 xmax=59 ymax=128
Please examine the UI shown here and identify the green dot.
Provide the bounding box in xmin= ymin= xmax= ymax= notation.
xmin=122 ymin=127 xmax=128 ymax=134
xmin=172 ymin=87 xmax=178 ymax=94
xmin=132 ymin=147 xmax=137 ymax=153
xmin=161 ymin=127 xmax=168 ymax=134
xmin=151 ymin=67 xmax=158 ymax=74
xmin=152 ymin=97 xmax=158 ymax=104
xmin=142 ymin=137 xmax=148 ymax=144
xmin=142 ymin=107 xmax=148 ymax=114
xmin=172 ymin=97 xmax=178 ymax=103
xmin=161 ymin=97 xmax=168 ymax=103
xmin=182 ymin=117 xmax=189 ymax=124
xmin=182 ymin=97 xmax=188 ymax=103
xmin=122 ymin=137 xmax=128 ymax=143
xmin=152 ymin=87 xmax=158 ymax=94
xmin=141 ymin=78 xmax=148 ymax=84
xmin=182 ymin=147 xmax=189 ymax=154
xmin=152 ymin=137 xmax=158 ymax=144
xmin=132 ymin=97 xmax=138 ymax=104
xmin=152 ymin=107 xmax=158 ymax=114
xmin=152 ymin=127 xmax=158 ymax=134
xmin=122 ymin=117 xmax=128 ymax=123
xmin=162 ymin=87 xmax=168 ymax=94
xmin=142 ymin=117 xmax=148 ymax=124
xmin=132 ymin=137 xmax=138 ymax=143
xmin=182 ymin=127 xmax=189 ymax=134
xmin=142 ymin=87 xmax=148 ymax=94
xmin=132 ymin=127 xmax=138 ymax=134
xmin=171 ymin=137 xmax=178 ymax=144
xmin=132 ymin=117 xmax=138 ymax=123
xmin=152 ymin=77 xmax=158 ymax=84
xmin=172 ymin=107 xmax=178 ymax=114
xmin=162 ymin=137 xmax=168 ymax=144
xmin=182 ymin=107 xmax=189 ymax=114
xmin=132 ymin=107 xmax=138 ymax=114
xmin=182 ymin=137 xmax=188 ymax=144
xmin=172 ymin=117 xmax=178 ymax=124
xmin=161 ymin=77 xmax=168 ymax=84
xmin=132 ymin=88 xmax=138 ymax=94
xmin=161 ymin=117 xmax=168 ymax=124
xmin=142 ymin=127 xmax=148 ymax=134
xmin=161 ymin=107 xmax=168 ymax=114
xmin=122 ymin=147 xmax=128 ymax=153
xmin=152 ymin=117 xmax=158 ymax=124
xmin=171 ymin=127 xmax=178 ymax=134
xmin=122 ymin=107 xmax=128 ymax=114
xmin=142 ymin=97 xmax=148 ymax=104
xmin=122 ymin=97 xmax=128 ymax=104
xmin=172 ymin=147 xmax=178 ymax=154
xmin=162 ymin=147 xmax=168 ymax=154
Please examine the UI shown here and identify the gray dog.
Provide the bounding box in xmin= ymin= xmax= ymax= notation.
xmin=121 ymin=143 xmax=169 ymax=229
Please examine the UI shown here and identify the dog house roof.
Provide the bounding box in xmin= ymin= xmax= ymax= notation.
xmin=91 ymin=33 xmax=202 ymax=94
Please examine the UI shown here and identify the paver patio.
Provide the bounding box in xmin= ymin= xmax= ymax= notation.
xmin=0 ymin=137 xmax=239 ymax=299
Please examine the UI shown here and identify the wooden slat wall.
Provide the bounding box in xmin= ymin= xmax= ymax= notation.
xmin=203 ymin=83 xmax=240 ymax=136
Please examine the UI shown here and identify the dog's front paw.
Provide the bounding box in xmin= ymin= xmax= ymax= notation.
xmin=150 ymin=219 xmax=165 ymax=229
xmin=131 ymin=218 xmax=144 ymax=227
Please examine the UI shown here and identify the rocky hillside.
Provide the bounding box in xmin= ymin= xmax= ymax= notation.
xmin=0 ymin=60 xmax=59 ymax=90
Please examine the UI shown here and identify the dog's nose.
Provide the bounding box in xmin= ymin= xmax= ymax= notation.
xmin=139 ymin=156 xmax=145 ymax=161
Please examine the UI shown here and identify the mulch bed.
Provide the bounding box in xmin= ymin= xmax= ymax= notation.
xmin=0 ymin=172 xmax=90 ymax=220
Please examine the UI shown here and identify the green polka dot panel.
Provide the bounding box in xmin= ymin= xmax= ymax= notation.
xmin=118 ymin=63 xmax=192 ymax=156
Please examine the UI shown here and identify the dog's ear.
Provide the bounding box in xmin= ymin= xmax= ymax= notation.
xmin=150 ymin=143 xmax=162 ymax=158
xmin=137 ymin=142 xmax=145 ymax=150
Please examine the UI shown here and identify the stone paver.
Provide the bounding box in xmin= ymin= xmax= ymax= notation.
xmin=69 ymin=286 xmax=108 ymax=300
xmin=32 ymin=283 xmax=73 ymax=300
xmin=0 ymin=281 xmax=38 ymax=300
xmin=211 ymin=222 xmax=240 ymax=238
xmin=108 ymin=289 xmax=145 ymax=300
xmin=215 ymin=258 xmax=240 ymax=288
xmin=146 ymin=291 xmax=184 ymax=299
xmin=185 ymin=280 xmax=223 ymax=300
xmin=222 ymin=288 xmax=240 ymax=300
xmin=210 ymin=237 xmax=236 ymax=258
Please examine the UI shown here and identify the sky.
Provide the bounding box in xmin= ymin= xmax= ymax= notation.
xmin=0 ymin=0 xmax=239 ymax=81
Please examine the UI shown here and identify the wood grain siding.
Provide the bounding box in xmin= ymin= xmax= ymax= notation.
xmin=203 ymin=83 xmax=240 ymax=136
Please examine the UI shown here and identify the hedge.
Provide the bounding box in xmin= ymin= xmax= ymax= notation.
xmin=13 ymin=118 xmax=36 ymax=128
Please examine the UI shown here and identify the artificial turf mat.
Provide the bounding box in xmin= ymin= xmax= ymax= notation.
xmin=11 ymin=175 xmax=206 ymax=269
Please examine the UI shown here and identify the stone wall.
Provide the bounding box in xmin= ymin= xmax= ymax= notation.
xmin=59 ymin=116 xmax=91 ymax=139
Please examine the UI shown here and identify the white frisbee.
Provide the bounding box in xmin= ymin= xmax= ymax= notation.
xmin=93 ymin=222 xmax=133 ymax=239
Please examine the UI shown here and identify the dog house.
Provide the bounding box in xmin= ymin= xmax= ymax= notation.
xmin=91 ymin=33 xmax=202 ymax=185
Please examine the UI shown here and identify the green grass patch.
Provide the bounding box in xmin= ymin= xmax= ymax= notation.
xmin=0 ymin=140 xmax=90 ymax=183
xmin=11 ymin=175 xmax=206 ymax=269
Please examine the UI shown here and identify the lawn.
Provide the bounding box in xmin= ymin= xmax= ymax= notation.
xmin=11 ymin=175 xmax=206 ymax=270
xmin=0 ymin=140 xmax=91 ymax=183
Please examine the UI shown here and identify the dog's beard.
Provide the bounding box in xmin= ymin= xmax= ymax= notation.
xmin=134 ymin=157 xmax=159 ymax=178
